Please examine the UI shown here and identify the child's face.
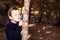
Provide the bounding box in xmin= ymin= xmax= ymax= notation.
xmin=9 ymin=10 xmax=20 ymax=22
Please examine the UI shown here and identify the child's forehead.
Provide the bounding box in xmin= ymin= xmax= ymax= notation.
xmin=11 ymin=10 xmax=20 ymax=14
xmin=11 ymin=10 xmax=19 ymax=12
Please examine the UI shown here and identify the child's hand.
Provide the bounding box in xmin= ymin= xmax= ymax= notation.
xmin=19 ymin=20 xmax=22 ymax=26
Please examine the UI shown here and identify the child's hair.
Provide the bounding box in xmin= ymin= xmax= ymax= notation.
xmin=8 ymin=6 xmax=19 ymax=17
xmin=7 ymin=6 xmax=20 ymax=21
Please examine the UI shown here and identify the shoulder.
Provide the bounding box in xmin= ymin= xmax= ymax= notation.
xmin=5 ymin=21 xmax=12 ymax=28
xmin=5 ymin=21 xmax=14 ymax=31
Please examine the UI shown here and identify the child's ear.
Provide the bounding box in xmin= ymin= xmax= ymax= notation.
xmin=9 ymin=16 xmax=12 ymax=20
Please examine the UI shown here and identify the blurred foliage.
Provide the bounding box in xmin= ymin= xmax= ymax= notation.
xmin=29 ymin=0 xmax=60 ymax=25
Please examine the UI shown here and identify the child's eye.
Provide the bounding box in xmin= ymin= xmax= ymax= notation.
xmin=14 ymin=14 xmax=17 ymax=16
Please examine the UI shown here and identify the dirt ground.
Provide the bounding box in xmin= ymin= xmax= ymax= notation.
xmin=29 ymin=23 xmax=60 ymax=40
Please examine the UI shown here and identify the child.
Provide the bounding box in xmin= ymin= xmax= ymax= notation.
xmin=5 ymin=7 xmax=22 ymax=40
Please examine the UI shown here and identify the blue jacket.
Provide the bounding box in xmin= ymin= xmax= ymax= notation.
xmin=5 ymin=21 xmax=22 ymax=40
